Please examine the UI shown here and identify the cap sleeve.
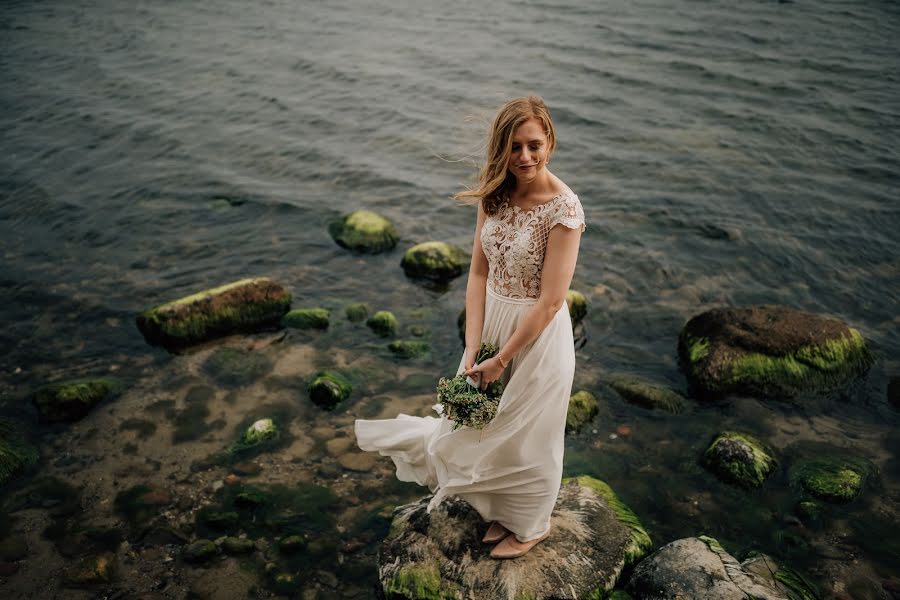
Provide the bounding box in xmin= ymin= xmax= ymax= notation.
xmin=551 ymin=194 xmax=586 ymax=232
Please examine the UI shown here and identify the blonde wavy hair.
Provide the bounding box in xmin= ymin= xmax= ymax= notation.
xmin=455 ymin=96 xmax=557 ymax=216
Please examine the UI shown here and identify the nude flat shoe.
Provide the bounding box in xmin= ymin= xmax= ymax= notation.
xmin=481 ymin=521 xmax=511 ymax=544
xmin=490 ymin=528 xmax=551 ymax=559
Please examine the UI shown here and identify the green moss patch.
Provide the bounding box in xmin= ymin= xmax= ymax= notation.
xmin=566 ymin=390 xmax=599 ymax=433
xmin=282 ymin=308 xmax=330 ymax=330
xmin=346 ymin=302 xmax=369 ymax=322
xmin=566 ymin=289 xmax=588 ymax=324
xmin=308 ymin=371 xmax=353 ymax=409
xmin=790 ymin=456 xmax=874 ymax=503
xmin=329 ymin=209 xmax=399 ymax=253
xmin=0 ymin=418 xmax=38 ymax=486
xmin=388 ymin=340 xmax=429 ymax=359
xmin=702 ymin=431 xmax=776 ymax=488
xmin=400 ymin=242 xmax=468 ymax=282
xmin=367 ymin=310 xmax=399 ymax=337
xmin=32 ymin=378 xmax=118 ymax=422
xmin=608 ymin=377 xmax=686 ymax=414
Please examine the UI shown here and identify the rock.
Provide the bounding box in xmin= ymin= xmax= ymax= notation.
xmin=184 ymin=539 xmax=218 ymax=563
xmin=242 ymin=418 xmax=278 ymax=445
xmin=114 ymin=484 xmax=172 ymax=527
xmin=345 ymin=302 xmax=369 ymax=322
xmin=702 ymin=431 xmax=776 ymax=488
xmin=329 ymin=209 xmax=398 ymax=253
xmin=378 ymin=475 xmax=651 ymax=599
xmin=279 ymin=534 xmax=306 ymax=554
xmin=795 ymin=500 xmax=822 ymax=522
xmin=626 ymin=536 xmax=796 ymax=599
xmin=325 ymin=437 xmax=354 ymax=457
xmin=221 ymin=537 xmax=255 ymax=555
xmin=64 ymin=553 xmax=117 ymax=585
xmin=678 ymin=305 xmax=873 ymax=400
xmin=282 ymin=308 xmax=330 ymax=330
xmin=136 ymin=277 xmax=292 ymax=350
xmin=566 ymin=390 xmax=599 ymax=433
xmin=196 ymin=509 xmax=240 ymax=534
xmin=32 ymin=378 xmax=118 ymax=422
xmin=366 ymin=310 xmax=398 ymax=337
xmin=608 ymin=377 xmax=686 ymax=414
xmin=308 ymin=371 xmax=352 ymax=409
xmin=202 ymin=347 xmax=272 ymax=388
xmin=0 ymin=418 xmax=38 ymax=485
xmin=400 ymin=241 xmax=468 ymax=282
xmin=387 ymin=340 xmax=429 ymax=359
xmin=566 ymin=289 xmax=588 ymax=324
xmin=790 ymin=455 xmax=874 ymax=503
xmin=338 ymin=452 xmax=376 ymax=472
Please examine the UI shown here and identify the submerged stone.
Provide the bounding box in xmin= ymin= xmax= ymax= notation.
xmin=702 ymin=431 xmax=776 ymax=488
xmin=329 ymin=209 xmax=398 ymax=253
xmin=795 ymin=500 xmax=822 ymax=522
xmin=367 ymin=310 xmax=398 ymax=337
xmin=345 ymin=302 xmax=369 ymax=322
xmin=32 ymin=378 xmax=118 ymax=423
xmin=279 ymin=534 xmax=306 ymax=554
xmin=626 ymin=536 xmax=802 ymax=599
xmin=378 ymin=475 xmax=650 ymax=599
xmin=136 ymin=277 xmax=292 ymax=350
xmin=790 ymin=456 xmax=873 ymax=503
xmin=387 ymin=340 xmax=429 ymax=359
xmin=400 ymin=241 xmax=468 ymax=282
xmin=566 ymin=289 xmax=588 ymax=324
xmin=64 ymin=552 xmax=117 ymax=585
xmin=202 ymin=347 xmax=272 ymax=388
xmin=242 ymin=418 xmax=278 ymax=445
xmin=566 ymin=390 xmax=599 ymax=433
xmin=308 ymin=371 xmax=353 ymax=409
xmin=222 ymin=536 xmax=255 ymax=555
xmin=184 ymin=539 xmax=218 ymax=563
xmin=608 ymin=377 xmax=686 ymax=414
xmin=282 ymin=308 xmax=330 ymax=330
xmin=678 ymin=305 xmax=873 ymax=400
xmin=0 ymin=418 xmax=38 ymax=486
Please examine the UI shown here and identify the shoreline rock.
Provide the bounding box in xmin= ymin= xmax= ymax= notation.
xmin=32 ymin=378 xmax=119 ymax=422
xmin=329 ymin=209 xmax=398 ymax=253
xmin=400 ymin=242 xmax=468 ymax=282
xmin=702 ymin=431 xmax=776 ymax=489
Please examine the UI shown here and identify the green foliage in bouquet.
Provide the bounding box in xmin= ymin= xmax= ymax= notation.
xmin=436 ymin=343 xmax=505 ymax=431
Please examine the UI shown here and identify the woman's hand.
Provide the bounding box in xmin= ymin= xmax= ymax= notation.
xmin=463 ymin=357 xmax=505 ymax=391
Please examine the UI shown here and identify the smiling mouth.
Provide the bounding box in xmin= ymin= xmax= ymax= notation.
xmin=518 ymin=164 xmax=536 ymax=169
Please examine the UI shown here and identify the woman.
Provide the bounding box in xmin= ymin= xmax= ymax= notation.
xmin=355 ymin=96 xmax=585 ymax=559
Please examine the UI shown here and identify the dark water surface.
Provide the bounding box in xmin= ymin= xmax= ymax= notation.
xmin=2 ymin=0 xmax=899 ymax=597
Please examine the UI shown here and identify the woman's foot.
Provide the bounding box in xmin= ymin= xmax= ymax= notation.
xmin=481 ymin=521 xmax=510 ymax=544
xmin=489 ymin=527 xmax=551 ymax=559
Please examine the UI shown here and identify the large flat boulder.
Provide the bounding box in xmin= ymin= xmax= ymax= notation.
xmin=678 ymin=305 xmax=873 ymax=400
xmin=377 ymin=475 xmax=651 ymax=599
xmin=136 ymin=277 xmax=292 ymax=350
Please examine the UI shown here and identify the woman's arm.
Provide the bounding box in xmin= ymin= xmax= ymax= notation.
xmin=464 ymin=201 xmax=489 ymax=371
xmin=463 ymin=222 xmax=582 ymax=388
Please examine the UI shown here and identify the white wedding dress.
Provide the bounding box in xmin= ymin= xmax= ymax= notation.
xmin=354 ymin=189 xmax=586 ymax=542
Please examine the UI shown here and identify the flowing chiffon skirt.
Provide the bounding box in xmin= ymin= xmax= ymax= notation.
xmin=354 ymin=286 xmax=576 ymax=542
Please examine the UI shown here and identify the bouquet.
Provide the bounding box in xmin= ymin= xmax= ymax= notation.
xmin=435 ymin=343 xmax=505 ymax=431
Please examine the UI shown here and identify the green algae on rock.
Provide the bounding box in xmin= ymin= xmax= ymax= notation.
xmin=202 ymin=347 xmax=272 ymax=388
xmin=678 ymin=305 xmax=873 ymax=400
xmin=0 ymin=418 xmax=38 ymax=486
xmin=184 ymin=539 xmax=218 ymax=563
xmin=282 ymin=307 xmax=330 ymax=330
xmin=702 ymin=431 xmax=776 ymax=488
xmin=608 ymin=377 xmax=686 ymax=414
xmin=566 ymin=390 xmax=599 ymax=433
xmin=790 ymin=456 xmax=874 ymax=503
xmin=135 ymin=277 xmax=292 ymax=350
xmin=242 ymin=418 xmax=278 ymax=445
xmin=345 ymin=302 xmax=369 ymax=322
xmin=388 ymin=340 xmax=429 ymax=359
xmin=279 ymin=534 xmax=306 ymax=554
xmin=367 ymin=310 xmax=398 ymax=337
xmin=400 ymin=241 xmax=468 ymax=282
xmin=566 ymin=289 xmax=588 ymax=324
xmin=329 ymin=209 xmax=399 ymax=253
xmin=222 ymin=536 xmax=255 ymax=555
xmin=32 ymin=378 xmax=118 ymax=422
xmin=308 ymin=371 xmax=353 ymax=409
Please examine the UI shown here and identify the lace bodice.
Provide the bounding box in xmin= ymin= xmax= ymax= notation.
xmin=481 ymin=190 xmax=586 ymax=299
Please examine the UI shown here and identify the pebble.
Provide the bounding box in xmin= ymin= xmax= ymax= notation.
xmin=616 ymin=424 xmax=632 ymax=437
xmin=609 ymin=433 xmax=618 ymax=440
xmin=224 ymin=474 xmax=241 ymax=486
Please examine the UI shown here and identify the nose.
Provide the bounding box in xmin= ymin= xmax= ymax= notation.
xmin=521 ymin=147 xmax=531 ymax=164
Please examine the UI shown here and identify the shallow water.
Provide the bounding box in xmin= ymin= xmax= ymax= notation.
xmin=1 ymin=0 xmax=899 ymax=597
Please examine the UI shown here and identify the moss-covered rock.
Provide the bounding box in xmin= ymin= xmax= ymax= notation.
xmin=202 ymin=347 xmax=272 ymax=388
xmin=242 ymin=418 xmax=278 ymax=445
xmin=0 ymin=418 xmax=38 ymax=485
xmin=566 ymin=289 xmax=588 ymax=324
xmin=64 ymin=553 xmax=117 ymax=584
xmin=346 ymin=302 xmax=369 ymax=322
xmin=795 ymin=500 xmax=822 ymax=522
xmin=608 ymin=377 xmax=686 ymax=414
xmin=401 ymin=242 xmax=468 ymax=282
xmin=282 ymin=308 xmax=329 ymax=330
xmin=184 ymin=539 xmax=218 ymax=563
xmin=388 ymin=340 xmax=429 ymax=359
xmin=566 ymin=390 xmax=599 ymax=433
xmin=308 ymin=371 xmax=352 ymax=409
xmin=196 ymin=509 xmax=240 ymax=534
xmin=222 ymin=536 xmax=255 ymax=555
xmin=702 ymin=431 xmax=776 ymax=488
xmin=678 ymin=305 xmax=873 ymax=400
xmin=136 ymin=277 xmax=292 ymax=350
xmin=790 ymin=456 xmax=874 ymax=503
xmin=367 ymin=310 xmax=398 ymax=337
xmin=279 ymin=534 xmax=306 ymax=554
xmin=32 ymin=378 xmax=118 ymax=422
xmin=329 ymin=209 xmax=399 ymax=253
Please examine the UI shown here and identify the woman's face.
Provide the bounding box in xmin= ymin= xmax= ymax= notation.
xmin=507 ymin=117 xmax=549 ymax=183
